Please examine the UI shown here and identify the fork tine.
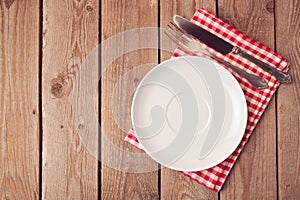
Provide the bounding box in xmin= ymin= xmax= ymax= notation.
xmin=164 ymin=21 xmax=206 ymax=54
xmin=165 ymin=21 xmax=193 ymax=46
xmin=167 ymin=25 xmax=185 ymax=40
xmin=169 ymin=21 xmax=185 ymax=34
xmin=167 ymin=23 xmax=188 ymax=41
xmin=165 ymin=24 xmax=183 ymax=40
xmin=167 ymin=22 xmax=195 ymax=44
xmin=164 ymin=29 xmax=186 ymax=49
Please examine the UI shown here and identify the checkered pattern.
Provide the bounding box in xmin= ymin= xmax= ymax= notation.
xmin=124 ymin=8 xmax=289 ymax=192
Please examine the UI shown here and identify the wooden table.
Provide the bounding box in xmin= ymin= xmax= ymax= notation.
xmin=1 ymin=0 xmax=299 ymax=199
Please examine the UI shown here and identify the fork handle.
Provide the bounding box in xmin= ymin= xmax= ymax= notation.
xmin=210 ymin=55 xmax=268 ymax=90
xmin=232 ymin=47 xmax=291 ymax=83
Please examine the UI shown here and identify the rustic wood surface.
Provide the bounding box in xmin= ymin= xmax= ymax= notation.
xmin=219 ymin=0 xmax=277 ymax=198
xmin=0 ymin=0 xmax=40 ymax=199
xmin=0 ymin=0 xmax=299 ymax=199
xmin=42 ymin=0 xmax=99 ymax=199
xmin=160 ymin=1 xmax=218 ymax=199
xmin=276 ymin=0 xmax=300 ymax=199
xmin=101 ymin=0 xmax=159 ymax=199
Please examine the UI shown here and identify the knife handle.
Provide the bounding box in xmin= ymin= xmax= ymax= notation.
xmin=232 ymin=47 xmax=291 ymax=83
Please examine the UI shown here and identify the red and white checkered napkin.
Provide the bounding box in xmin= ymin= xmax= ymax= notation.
xmin=125 ymin=8 xmax=289 ymax=192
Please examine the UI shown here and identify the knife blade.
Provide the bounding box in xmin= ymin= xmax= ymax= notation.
xmin=173 ymin=15 xmax=291 ymax=84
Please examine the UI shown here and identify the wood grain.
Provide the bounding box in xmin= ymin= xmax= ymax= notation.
xmin=160 ymin=0 xmax=217 ymax=62
xmin=161 ymin=171 xmax=218 ymax=200
xmin=42 ymin=0 xmax=99 ymax=199
xmin=276 ymin=0 xmax=300 ymax=198
xmin=219 ymin=0 xmax=277 ymax=198
xmin=0 ymin=0 xmax=40 ymax=199
xmin=0 ymin=0 xmax=299 ymax=198
xmin=3 ymin=0 xmax=16 ymax=9
xmin=101 ymin=0 xmax=159 ymax=199
xmin=159 ymin=1 xmax=219 ymax=199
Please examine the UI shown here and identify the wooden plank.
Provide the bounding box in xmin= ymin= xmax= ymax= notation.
xmin=0 ymin=0 xmax=40 ymax=199
xmin=219 ymin=0 xmax=277 ymax=198
xmin=159 ymin=1 xmax=219 ymax=199
xmin=161 ymin=171 xmax=218 ymax=200
xmin=276 ymin=0 xmax=300 ymax=198
xmin=160 ymin=0 xmax=217 ymax=62
xmin=101 ymin=0 xmax=159 ymax=199
xmin=42 ymin=0 xmax=99 ymax=199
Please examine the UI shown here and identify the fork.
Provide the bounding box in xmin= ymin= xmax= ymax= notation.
xmin=164 ymin=22 xmax=268 ymax=90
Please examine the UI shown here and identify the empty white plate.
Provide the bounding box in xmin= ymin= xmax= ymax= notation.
xmin=131 ymin=56 xmax=247 ymax=171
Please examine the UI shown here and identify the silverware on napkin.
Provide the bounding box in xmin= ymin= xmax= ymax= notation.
xmin=164 ymin=22 xmax=268 ymax=90
xmin=173 ymin=15 xmax=291 ymax=84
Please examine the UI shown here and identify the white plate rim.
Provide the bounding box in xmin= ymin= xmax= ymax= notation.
xmin=131 ymin=56 xmax=248 ymax=171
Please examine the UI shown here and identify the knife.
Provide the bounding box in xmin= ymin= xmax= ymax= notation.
xmin=173 ymin=15 xmax=291 ymax=83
